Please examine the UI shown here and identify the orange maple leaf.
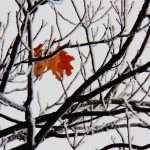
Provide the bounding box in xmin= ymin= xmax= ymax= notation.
xmin=47 ymin=46 xmax=75 ymax=80
xmin=34 ymin=44 xmax=43 ymax=57
xmin=33 ymin=44 xmax=47 ymax=78
xmin=34 ymin=60 xmax=48 ymax=77
xmin=33 ymin=44 xmax=75 ymax=80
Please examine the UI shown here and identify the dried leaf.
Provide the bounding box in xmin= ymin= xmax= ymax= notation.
xmin=34 ymin=44 xmax=43 ymax=57
xmin=47 ymin=49 xmax=74 ymax=80
xmin=34 ymin=60 xmax=48 ymax=77
xmin=33 ymin=44 xmax=75 ymax=80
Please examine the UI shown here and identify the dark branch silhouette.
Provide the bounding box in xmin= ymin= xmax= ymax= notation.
xmin=0 ymin=0 xmax=149 ymax=149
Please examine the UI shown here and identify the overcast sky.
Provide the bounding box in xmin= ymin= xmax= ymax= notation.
xmin=0 ymin=1 xmax=150 ymax=150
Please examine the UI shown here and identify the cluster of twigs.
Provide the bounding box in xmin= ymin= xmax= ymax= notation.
xmin=0 ymin=0 xmax=149 ymax=149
